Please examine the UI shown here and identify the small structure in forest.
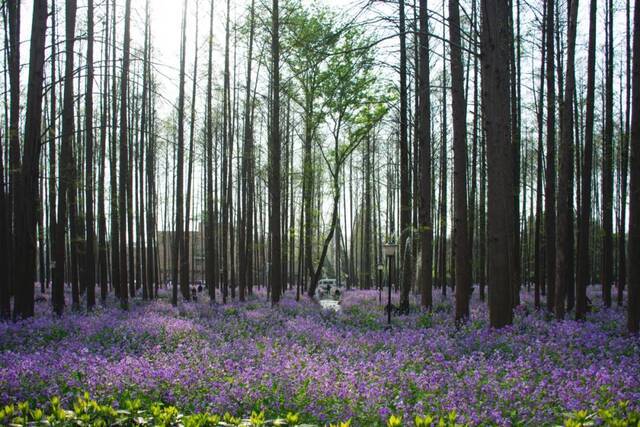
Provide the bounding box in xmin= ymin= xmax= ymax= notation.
xmin=316 ymin=279 xmax=343 ymax=311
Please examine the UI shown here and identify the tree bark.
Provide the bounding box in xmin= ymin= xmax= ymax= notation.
xmin=601 ymin=0 xmax=614 ymax=308
xmin=627 ymin=0 xmax=640 ymax=334
xmin=118 ymin=0 xmax=132 ymax=309
xmin=450 ymin=0 xmax=471 ymax=322
xmin=398 ymin=0 xmax=412 ymax=313
xmin=270 ymin=0 xmax=283 ymax=304
xmin=481 ymin=0 xmax=515 ymax=327
xmin=576 ymin=0 xmax=597 ymax=320
xmin=544 ymin=0 xmax=557 ymax=313
xmin=555 ymin=0 xmax=578 ymax=319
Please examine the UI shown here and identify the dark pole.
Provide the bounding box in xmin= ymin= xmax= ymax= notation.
xmin=378 ymin=266 xmax=382 ymax=304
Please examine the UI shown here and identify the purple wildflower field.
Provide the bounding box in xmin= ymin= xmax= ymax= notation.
xmin=0 ymin=286 xmax=638 ymax=426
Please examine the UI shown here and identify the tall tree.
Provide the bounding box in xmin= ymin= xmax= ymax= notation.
xmin=98 ymin=0 xmax=110 ymax=303
xmin=270 ymin=0 xmax=283 ymax=304
xmin=601 ymin=0 xmax=614 ymax=308
xmin=183 ymin=0 xmax=200 ymax=299
xmin=172 ymin=0 xmax=188 ymax=306
xmin=450 ymin=0 xmax=471 ymax=322
xmin=417 ymin=0 xmax=432 ymax=310
xmin=205 ymin=0 xmax=216 ymax=303
xmin=576 ymin=0 xmax=597 ymax=320
xmin=240 ymin=0 xmax=256 ymax=302
xmin=15 ymin=0 xmax=48 ymax=318
xmin=628 ymin=0 xmax=640 ymax=334
xmin=53 ymin=0 xmax=78 ymax=315
xmin=618 ymin=0 xmax=631 ymax=307
xmin=555 ymin=0 xmax=579 ymax=319
xmin=398 ymin=0 xmax=412 ymax=314
xmin=119 ymin=0 xmax=132 ymax=309
xmin=481 ymin=0 xmax=515 ymax=327
xmin=534 ymin=0 xmax=547 ymax=310
xmin=221 ymin=0 xmax=231 ymax=303
xmin=85 ymin=0 xmax=96 ymax=310
xmin=544 ymin=0 xmax=557 ymax=313
xmin=7 ymin=0 xmax=20 ymax=304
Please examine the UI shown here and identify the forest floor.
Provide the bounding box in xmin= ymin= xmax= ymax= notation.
xmin=1 ymin=285 xmax=639 ymax=426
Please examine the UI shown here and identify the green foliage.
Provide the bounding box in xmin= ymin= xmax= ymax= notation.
xmin=2 ymin=392 xmax=638 ymax=427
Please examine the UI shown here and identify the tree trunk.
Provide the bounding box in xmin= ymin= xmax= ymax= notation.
xmin=601 ymin=0 xmax=614 ymax=308
xmin=172 ymin=0 xmax=188 ymax=305
xmin=53 ymin=0 xmax=78 ymax=316
xmin=97 ymin=0 xmax=110 ymax=304
xmin=118 ymin=0 xmax=132 ymax=309
xmin=576 ymin=0 xmax=597 ymax=320
xmin=555 ymin=0 xmax=578 ymax=319
xmin=398 ymin=0 xmax=412 ymax=313
xmin=481 ymin=0 xmax=515 ymax=328
xmin=450 ymin=0 xmax=471 ymax=322
xmin=544 ymin=0 xmax=557 ymax=313
xmin=270 ymin=0 xmax=283 ymax=304
xmin=627 ymin=0 xmax=640 ymax=334
xmin=85 ymin=0 xmax=96 ymax=310
xmin=183 ymin=0 xmax=200 ymax=300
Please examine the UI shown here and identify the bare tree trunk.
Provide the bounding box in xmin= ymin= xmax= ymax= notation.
xmin=270 ymin=0 xmax=282 ymax=304
xmin=576 ymin=0 xmax=597 ymax=320
xmin=450 ymin=0 xmax=471 ymax=322
xmin=172 ymin=0 xmax=188 ymax=305
xmin=53 ymin=0 xmax=78 ymax=315
xmin=627 ymin=0 xmax=640 ymax=334
xmin=205 ymin=0 xmax=216 ymax=303
xmin=14 ymin=0 xmax=47 ymax=319
xmin=481 ymin=0 xmax=515 ymax=327
xmin=110 ymin=0 xmax=120 ymax=301
xmin=85 ymin=0 xmax=96 ymax=310
xmin=555 ymin=0 xmax=578 ymax=319
xmin=534 ymin=0 xmax=546 ymax=310
xmin=544 ymin=0 xmax=557 ymax=313
xmin=118 ymin=0 xmax=132 ymax=309
xmin=398 ymin=0 xmax=411 ymax=313
xmin=183 ymin=0 xmax=200 ymax=299
xmin=7 ymin=0 xmax=20 ymax=307
xmin=601 ymin=0 xmax=614 ymax=308
xmin=618 ymin=0 xmax=631 ymax=307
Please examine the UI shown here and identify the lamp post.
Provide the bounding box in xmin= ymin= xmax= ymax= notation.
xmin=377 ymin=263 xmax=384 ymax=304
xmin=383 ymin=242 xmax=398 ymax=325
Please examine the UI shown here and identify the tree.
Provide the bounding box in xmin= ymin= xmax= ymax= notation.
xmin=601 ymin=0 xmax=614 ymax=308
xmin=449 ymin=0 xmax=472 ymax=322
xmin=544 ymin=0 xmax=557 ymax=313
xmin=307 ymin=30 xmax=386 ymax=298
xmin=14 ymin=0 xmax=48 ymax=319
xmin=183 ymin=0 xmax=200 ymax=300
xmin=398 ymin=0 xmax=412 ymax=314
xmin=98 ymin=0 xmax=110 ymax=303
xmin=270 ymin=0 xmax=283 ymax=305
xmin=172 ymin=0 xmax=188 ymax=306
xmin=281 ymin=3 xmax=339 ymax=295
xmin=628 ymin=0 xmax=640 ymax=334
xmin=7 ymin=0 xmax=21 ymax=306
xmin=85 ymin=0 xmax=96 ymax=310
xmin=240 ymin=0 xmax=257 ymax=302
xmin=481 ymin=0 xmax=515 ymax=328
xmin=555 ymin=0 xmax=579 ymax=320
xmin=205 ymin=0 xmax=216 ymax=304
xmin=53 ymin=0 xmax=78 ymax=315
xmin=119 ymin=0 xmax=132 ymax=309
xmin=576 ymin=0 xmax=597 ymax=320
